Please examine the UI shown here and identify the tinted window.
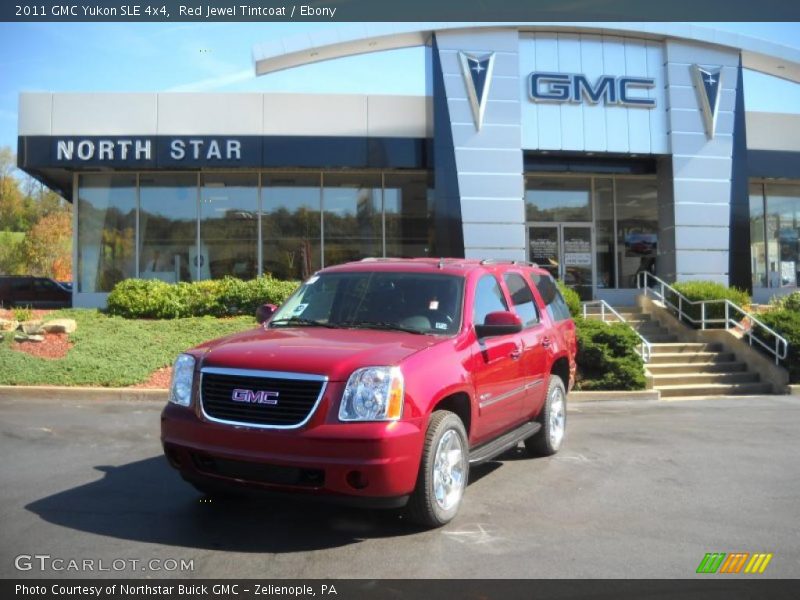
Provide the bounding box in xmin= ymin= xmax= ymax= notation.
xmin=472 ymin=275 xmax=509 ymax=326
xmin=271 ymin=271 xmax=464 ymax=335
xmin=530 ymin=272 xmax=572 ymax=322
xmin=504 ymin=273 xmax=539 ymax=327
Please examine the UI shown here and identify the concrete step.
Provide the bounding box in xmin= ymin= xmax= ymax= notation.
xmin=585 ymin=314 xmax=650 ymax=323
xmin=657 ymin=382 xmax=773 ymax=398
xmin=648 ymin=352 xmax=736 ymax=364
xmin=649 ymin=343 xmax=723 ymax=354
xmin=651 ymin=371 xmax=760 ymax=385
xmin=646 ymin=361 xmax=748 ymax=374
xmin=645 ymin=334 xmax=679 ymax=343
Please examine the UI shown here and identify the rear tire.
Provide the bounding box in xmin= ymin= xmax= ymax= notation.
xmin=407 ymin=410 xmax=469 ymax=528
xmin=525 ymin=375 xmax=567 ymax=457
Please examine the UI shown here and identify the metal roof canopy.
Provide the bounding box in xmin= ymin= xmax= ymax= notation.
xmin=252 ymin=22 xmax=800 ymax=84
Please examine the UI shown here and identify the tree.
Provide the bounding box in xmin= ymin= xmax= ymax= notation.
xmin=20 ymin=211 xmax=73 ymax=280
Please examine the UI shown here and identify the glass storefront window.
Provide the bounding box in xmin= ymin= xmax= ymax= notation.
xmin=77 ymin=174 xmax=136 ymax=292
xmin=262 ymin=173 xmax=321 ymax=280
xmin=525 ymin=177 xmax=592 ymax=222
xmin=615 ymin=179 xmax=658 ymax=289
xmin=750 ymin=184 xmax=767 ymax=288
xmin=200 ymin=173 xmax=258 ymax=280
xmin=322 ymin=173 xmax=382 ymax=265
xmin=383 ymin=172 xmax=434 ymax=258
xmin=139 ymin=174 xmax=198 ymax=283
xmin=594 ymin=178 xmax=615 ymax=289
xmin=765 ymin=183 xmax=800 ymax=288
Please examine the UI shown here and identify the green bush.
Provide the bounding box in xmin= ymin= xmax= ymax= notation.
xmin=575 ymin=319 xmax=646 ymax=391
xmin=107 ymin=276 xmax=300 ymax=319
xmin=670 ymin=280 xmax=750 ymax=325
xmin=556 ymin=279 xmax=582 ymax=319
xmin=758 ymin=308 xmax=800 ymax=383
xmin=770 ymin=291 xmax=800 ymax=313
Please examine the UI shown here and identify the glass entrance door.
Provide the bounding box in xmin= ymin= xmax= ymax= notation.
xmin=528 ymin=223 xmax=595 ymax=300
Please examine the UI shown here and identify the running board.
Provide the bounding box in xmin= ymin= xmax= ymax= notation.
xmin=469 ymin=421 xmax=541 ymax=465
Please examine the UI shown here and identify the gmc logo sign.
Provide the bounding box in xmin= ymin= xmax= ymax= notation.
xmin=231 ymin=388 xmax=280 ymax=405
xmin=529 ymin=72 xmax=656 ymax=108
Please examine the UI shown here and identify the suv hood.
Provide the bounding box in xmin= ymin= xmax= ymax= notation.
xmin=196 ymin=326 xmax=442 ymax=381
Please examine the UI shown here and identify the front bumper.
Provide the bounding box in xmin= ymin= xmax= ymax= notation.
xmin=161 ymin=400 xmax=425 ymax=505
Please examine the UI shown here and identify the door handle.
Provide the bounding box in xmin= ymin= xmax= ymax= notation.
xmin=541 ymin=337 xmax=551 ymax=349
xmin=510 ymin=349 xmax=522 ymax=361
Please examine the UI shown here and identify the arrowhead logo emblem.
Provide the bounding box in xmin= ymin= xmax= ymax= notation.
xmin=459 ymin=51 xmax=495 ymax=131
xmin=690 ymin=64 xmax=723 ymax=139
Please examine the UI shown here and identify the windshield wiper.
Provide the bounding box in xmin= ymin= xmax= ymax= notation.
xmin=339 ymin=320 xmax=428 ymax=335
xmin=269 ymin=317 xmax=339 ymax=329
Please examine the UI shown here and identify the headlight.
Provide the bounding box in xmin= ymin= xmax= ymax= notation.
xmin=339 ymin=367 xmax=404 ymax=421
xmin=169 ymin=354 xmax=196 ymax=407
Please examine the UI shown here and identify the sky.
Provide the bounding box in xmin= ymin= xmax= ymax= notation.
xmin=1 ymin=21 xmax=799 ymax=151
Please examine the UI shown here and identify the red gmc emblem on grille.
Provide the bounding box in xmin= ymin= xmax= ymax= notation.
xmin=231 ymin=388 xmax=280 ymax=405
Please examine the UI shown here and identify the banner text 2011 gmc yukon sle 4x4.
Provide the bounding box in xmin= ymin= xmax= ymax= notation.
xmin=161 ymin=258 xmax=577 ymax=527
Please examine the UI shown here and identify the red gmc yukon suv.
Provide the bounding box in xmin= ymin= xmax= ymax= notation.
xmin=161 ymin=258 xmax=577 ymax=527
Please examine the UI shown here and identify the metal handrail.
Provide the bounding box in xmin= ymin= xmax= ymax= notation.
xmin=582 ymin=299 xmax=652 ymax=363
xmin=637 ymin=271 xmax=788 ymax=365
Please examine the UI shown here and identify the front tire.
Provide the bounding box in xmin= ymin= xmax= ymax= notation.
xmin=407 ymin=410 xmax=469 ymax=528
xmin=525 ymin=375 xmax=567 ymax=456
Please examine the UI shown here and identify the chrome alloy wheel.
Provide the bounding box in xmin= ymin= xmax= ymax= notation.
xmin=432 ymin=429 xmax=466 ymax=511
xmin=549 ymin=385 xmax=566 ymax=449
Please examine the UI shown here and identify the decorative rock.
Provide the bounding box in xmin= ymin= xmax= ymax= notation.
xmin=0 ymin=319 xmax=18 ymax=332
xmin=14 ymin=332 xmax=44 ymax=342
xmin=42 ymin=319 xmax=77 ymax=334
xmin=20 ymin=320 xmax=44 ymax=335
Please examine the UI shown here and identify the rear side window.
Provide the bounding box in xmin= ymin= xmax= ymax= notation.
xmin=503 ymin=273 xmax=539 ymax=327
xmin=472 ymin=275 xmax=508 ymax=325
xmin=530 ymin=272 xmax=572 ymax=322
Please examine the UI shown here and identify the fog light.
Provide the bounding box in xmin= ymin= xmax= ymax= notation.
xmin=346 ymin=470 xmax=369 ymax=490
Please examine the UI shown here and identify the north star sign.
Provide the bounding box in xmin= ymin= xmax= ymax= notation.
xmin=529 ymin=72 xmax=656 ymax=108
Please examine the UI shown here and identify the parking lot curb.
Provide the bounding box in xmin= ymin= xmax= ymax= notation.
xmin=570 ymin=390 xmax=660 ymax=402
xmin=0 ymin=385 xmax=168 ymax=402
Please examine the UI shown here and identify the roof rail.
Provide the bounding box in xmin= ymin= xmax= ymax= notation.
xmin=479 ymin=259 xmax=540 ymax=268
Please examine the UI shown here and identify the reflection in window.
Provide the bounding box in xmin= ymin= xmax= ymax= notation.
xmin=262 ymin=173 xmax=321 ymax=280
xmin=525 ymin=177 xmax=592 ymax=222
xmin=615 ymin=179 xmax=658 ymax=289
xmin=765 ymin=183 xmax=800 ymax=288
xmin=200 ymin=174 xmax=258 ymax=280
xmin=139 ymin=174 xmax=198 ymax=283
xmin=473 ymin=275 xmax=508 ymax=325
xmin=77 ymin=174 xmax=136 ymax=292
xmin=322 ymin=173 xmax=382 ymax=265
xmin=750 ymin=184 xmax=767 ymax=288
xmin=594 ymin=178 xmax=615 ymax=288
xmin=384 ymin=173 xmax=433 ymax=258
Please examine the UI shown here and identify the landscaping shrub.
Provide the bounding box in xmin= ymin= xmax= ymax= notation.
xmin=556 ymin=279 xmax=582 ymax=319
xmin=107 ymin=276 xmax=300 ymax=319
xmin=770 ymin=291 xmax=800 ymax=313
xmin=575 ymin=319 xmax=646 ymax=391
xmin=670 ymin=280 xmax=750 ymax=325
xmin=758 ymin=308 xmax=800 ymax=383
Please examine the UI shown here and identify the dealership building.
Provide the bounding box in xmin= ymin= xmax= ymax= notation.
xmin=16 ymin=23 xmax=800 ymax=307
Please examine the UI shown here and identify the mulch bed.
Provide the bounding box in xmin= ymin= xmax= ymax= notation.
xmin=131 ymin=366 xmax=172 ymax=389
xmin=11 ymin=333 xmax=73 ymax=360
xmin=0 ymin=308 xmax=53 ymax=320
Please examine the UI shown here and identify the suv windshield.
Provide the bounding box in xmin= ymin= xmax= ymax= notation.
xmin=270 ymin=271 xmax=465 ymax=335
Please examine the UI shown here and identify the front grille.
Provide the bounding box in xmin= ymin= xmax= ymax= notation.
xmin=191 ymin=453 xmax=324 ymax=487
xmin=200 ymin=368 xmax=326 ymax=428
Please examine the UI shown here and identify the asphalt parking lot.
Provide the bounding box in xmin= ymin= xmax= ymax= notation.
xmin=1 ymin=394 xmax=798 ymax=579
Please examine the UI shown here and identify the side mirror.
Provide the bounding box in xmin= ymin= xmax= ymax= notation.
xmin=475 ymin=311 xmax=523 ymax=338
xmin=256 ymin=303 xmax=278 ymax=324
